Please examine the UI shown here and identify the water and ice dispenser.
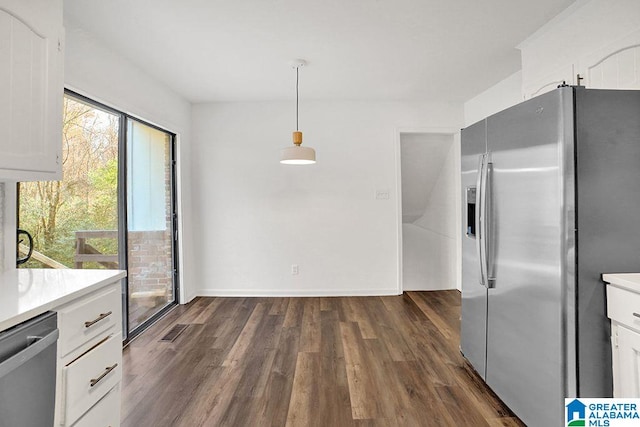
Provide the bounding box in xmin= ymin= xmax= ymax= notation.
xmin=466 ymin=186 xmax=476 ymax=238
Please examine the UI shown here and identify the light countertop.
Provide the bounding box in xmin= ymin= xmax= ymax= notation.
xmin=0 ymin=269 xmax=126 ymax=331
xmin=602 ymin=273 xmax=640 ymax=294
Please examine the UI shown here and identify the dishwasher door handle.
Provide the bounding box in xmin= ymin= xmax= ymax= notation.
xmin=0 ymin=328 xmax=59 ymax=380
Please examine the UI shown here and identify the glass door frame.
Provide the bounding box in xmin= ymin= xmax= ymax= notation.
xmin=64 ymin=89 xmax=180 ymax=343
xmin=122 ymin=116 xmax=180 ymax=342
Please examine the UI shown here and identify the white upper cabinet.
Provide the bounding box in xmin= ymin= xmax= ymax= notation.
xmin=518 ymin=0 xmax=640 ymax=101
xmin=0 ymin=0 xmax=63 ymax=181
xmin=578 ymin=29 xmax=640 ymax=90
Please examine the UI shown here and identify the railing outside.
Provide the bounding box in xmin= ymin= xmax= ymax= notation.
xmin=74 ymin=230 xmax=119 ymax=269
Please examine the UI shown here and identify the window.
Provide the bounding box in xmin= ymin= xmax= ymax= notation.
xmin=18 ymin=91 xmax=179 ymax=340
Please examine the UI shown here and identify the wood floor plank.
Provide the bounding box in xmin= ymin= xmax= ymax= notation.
xmin=122 ymin=324 xmax=211 ymax=426
xmin=285 ymin=351 xmax=321 ymax=426
xmin=222 ymin=302 xmax=267 ymax=366
xmin=283 ymin=298 xmax=304 ymax=328
xmin=268 ymin=297 xmax=289 ymax=316
xmin=211 ymin=299 xmax=257 ymax=351
xmin=392 ymin=360 xmax=458 ymax=426
xmin=340 ymin=321 xmax=385 ymax=420
xmin=319 ymin=297 xmax=333 ymax=312
xmin=256 ymin=325 xmax=300 ymax=426
xmin=436 ymin=384 xmax=491 ymax=427
xmin=121 ymin=291 xmax=524 ymax=427
xmin=318 ymin=309 xmax=353 ymax=426
xmin=407 ymin=291 xmax=456 ymax=341
xmin=488 ymin=417 xmax=527 ymax=426
xmin=216 ymin=348 xmax=278 ymax=425
xmin=298 ymin=298 xmax=321 ymax=352
xmin=346 ymin=297 xmax=378 ymax=339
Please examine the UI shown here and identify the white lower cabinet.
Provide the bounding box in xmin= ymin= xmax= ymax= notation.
xmin=612 ymin=324 xmax=640 ymax=397
xmin=55 ymin=282 xmax=123 ymax=426
xmin=63 ymin=333 xmax=122 ymax=424
xmin=605 ymin=275 xmax=640 ymax=398
xmin=71 ymin=386 xmax=121 ymax=427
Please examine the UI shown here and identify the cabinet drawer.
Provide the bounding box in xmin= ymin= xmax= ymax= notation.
xmin=71 ymin=385 xmax=120 ymax=427
xmin=58 ymin=286 xmax=120 ymax=357
xmin=64 ymin=333 xmax=122 ymax=426
xmin=607 ymin=285 xmax=640 ymax=332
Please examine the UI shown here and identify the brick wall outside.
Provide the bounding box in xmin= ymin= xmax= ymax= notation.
xmin=128 ymin=230 xmax=173 ymax=301
xmin=128 ymin=135 xmax=174 ymax=301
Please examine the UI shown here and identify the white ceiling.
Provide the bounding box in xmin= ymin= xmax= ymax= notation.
xmin=63 ymin=0 xmax=575 ymax=103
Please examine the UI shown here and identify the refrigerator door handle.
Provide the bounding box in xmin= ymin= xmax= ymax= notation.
xmin=475 ymin=154 xmax=487 ymax=288
xmin=484 ymin=161 xmax=495 ymax=288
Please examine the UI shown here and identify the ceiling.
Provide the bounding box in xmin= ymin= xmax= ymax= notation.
xmin=63 ymin=0 xmax=575 ymax=103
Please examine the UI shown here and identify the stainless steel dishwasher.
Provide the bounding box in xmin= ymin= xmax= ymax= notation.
xmin=0 ymin=311 xmax=58 ymax=427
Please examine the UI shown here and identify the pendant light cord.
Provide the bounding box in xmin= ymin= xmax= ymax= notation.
xmin=295 ymin=66 xmax=299 ymax=131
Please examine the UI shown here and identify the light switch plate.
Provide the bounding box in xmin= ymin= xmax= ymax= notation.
xmin=375 ymin=189 xmax=390 ymax=200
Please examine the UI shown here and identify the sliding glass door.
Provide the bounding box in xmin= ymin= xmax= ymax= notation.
xmin=125 ymin=119 xmax=177 ymax=332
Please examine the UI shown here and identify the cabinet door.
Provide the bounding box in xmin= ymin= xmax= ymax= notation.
xmin=615 ymin=324 xmax=640 ymax=397
xmin=523 ymin=64 xmax=575 ymax=100
xmin=0 ymin=2 xmax=63 ymax=180
xmin=578 ymin=29 xmax=640 ymax=90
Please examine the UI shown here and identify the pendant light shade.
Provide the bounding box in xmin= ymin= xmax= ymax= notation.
xmin=281 ymin=131 xmax=316 ymax=164
xmin=281 ymin=59 xmax=316 ymax=165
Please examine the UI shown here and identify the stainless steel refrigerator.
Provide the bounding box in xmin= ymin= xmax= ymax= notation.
xmin=461 ymin=86 xmax=640 ymax=426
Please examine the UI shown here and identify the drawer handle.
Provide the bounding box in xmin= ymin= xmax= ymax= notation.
xmin=90 ymin=363 xmax=118 ymax=387
xmin=634 ymin=313 xmax=640 ymax=319
xmin=84 ymin=311 xmax=113 ymax=328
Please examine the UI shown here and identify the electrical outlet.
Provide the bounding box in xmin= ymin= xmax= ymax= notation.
xmin=291 ymin=264 xmax=299 ymax=275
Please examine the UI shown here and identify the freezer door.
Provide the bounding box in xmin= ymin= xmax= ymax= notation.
xmin=460 ymin=119 xmax=488 ymax=379
xmin=485 ymin=88 xmax=570 ymax=427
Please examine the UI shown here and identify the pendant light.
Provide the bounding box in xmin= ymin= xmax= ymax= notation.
xmin=280 ymin=59 xmax=316 ymax=165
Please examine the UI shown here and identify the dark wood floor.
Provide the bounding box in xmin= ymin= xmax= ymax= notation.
xmin=121 ymin=291 xmax=524 ymax=426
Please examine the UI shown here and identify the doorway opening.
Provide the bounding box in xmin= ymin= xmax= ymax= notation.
xmin=398 ymin=132 xmax=459 ymax=291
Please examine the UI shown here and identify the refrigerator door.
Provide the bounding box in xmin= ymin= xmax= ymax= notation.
xmin=460 ymin=119 xmax=488 ymax=378
xmin=485 ymin=88 xmax=570 ymax=427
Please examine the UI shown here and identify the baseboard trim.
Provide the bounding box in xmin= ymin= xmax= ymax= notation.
xmin=197 ymin=288 xmax=402 ymax=297
xmin=403 ymin=286 xmax=457 ymax=291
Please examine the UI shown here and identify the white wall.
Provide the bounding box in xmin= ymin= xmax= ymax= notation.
xmin=401 ymin=133 xmax=457 ymax=291
xmin=63 ymin=25 xmax=196 ymax=303
xmin=400 ymin=133 xmax=453 ymax=222
xmin=191 ymin=101 xmax=462 ymax=296
xmin=464 ymin=71 xmax=522 ymax=126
